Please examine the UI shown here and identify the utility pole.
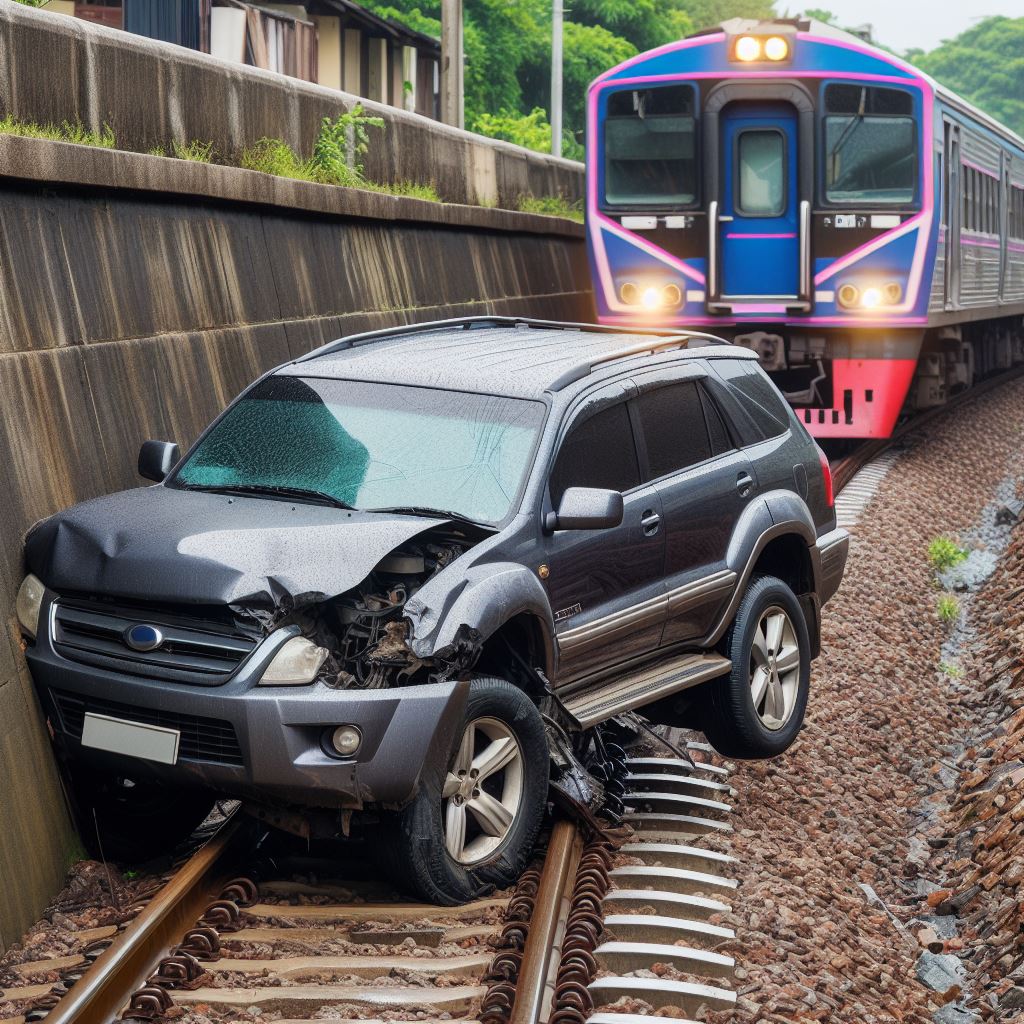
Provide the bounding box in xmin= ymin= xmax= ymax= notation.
xmin=441 ymin=0 xmax=464 ymax=129
xmin=550 ymin=0 xmax=563 ymax=157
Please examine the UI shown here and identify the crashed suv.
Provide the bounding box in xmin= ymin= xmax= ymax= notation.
xmin=18 ymin=317 xmax=847 ymax=903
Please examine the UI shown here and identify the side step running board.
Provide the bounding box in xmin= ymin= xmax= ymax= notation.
xmin=562 ymin=652 xmax=731 ymax=729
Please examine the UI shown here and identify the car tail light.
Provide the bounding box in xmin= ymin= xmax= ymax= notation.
xmin=816 ymin=446 xmax=834 ymax=507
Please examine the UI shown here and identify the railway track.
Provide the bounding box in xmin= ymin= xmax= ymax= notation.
xmin=26 ymin=355 xmax=1024 ymax=1024
xmin=0 ymin=743 xmax=741 ymax=1024
xmin=830 ymin=362 xmax=1024 ymax=494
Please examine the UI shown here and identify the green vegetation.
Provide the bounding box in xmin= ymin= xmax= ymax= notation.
xmin=362 ymin=0 xmax=774 ymax=156
xmin=172 ymin=139 xmax=215 ymax=163
xmin=937 ymin=594 xmax=960 ymax=625
xmin=361 ymin=180 xmax=442 ymax=202
xmin=927 ymin=536 xmax=969 ymax=573
xmin=517 ymin=193 xmax=584 ymax=222
xmin=939 ymin=660 xmax=964 ymax=679
xmin=241 ymin=106 xmax=384 ymax=186
xmin=908 ymin=17 xmax=1024 ymax=140
xmin=805 ymin=10 xmax=1024 ymax=139
xmin=0 ymin=114 xmax=115 ymax=148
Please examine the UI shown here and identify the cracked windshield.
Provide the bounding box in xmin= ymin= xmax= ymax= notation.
xmin=174 ymin=375 xmax=544 ymax=526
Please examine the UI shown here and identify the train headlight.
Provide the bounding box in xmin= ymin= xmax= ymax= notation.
xmin=764 ymin=36 xmax=789 ymax=61
xmin=884 ymin=282 xmax=903 ymax=304
xmin=620 ymin=282 xmax=639 ymax=304
xmin=640 ymin=286 xmax=662 ymax=310
xmin=837 ymin=283 xmax=860 ymax=308
xmin=735 ymin=35 xmax=762 ymax=61
xmin=662 ymin=284 xmax=683 ymax=307
xmin=860 ymin=287 xmax=883 ymax=309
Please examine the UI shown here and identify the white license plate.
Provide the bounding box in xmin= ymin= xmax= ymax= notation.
xmin=81 ymin=713 xmax=180 ymax=765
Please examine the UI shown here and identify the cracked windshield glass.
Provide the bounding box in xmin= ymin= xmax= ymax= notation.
xmin=175 ymin=376 xmax=545 ymax=525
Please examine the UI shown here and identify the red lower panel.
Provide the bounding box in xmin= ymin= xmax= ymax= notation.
xmin=794 ymin=358 xmax=918 ymax=440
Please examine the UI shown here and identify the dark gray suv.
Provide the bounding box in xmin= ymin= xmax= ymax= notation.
xmin=18 ymin=318 xmax=847 ymax=903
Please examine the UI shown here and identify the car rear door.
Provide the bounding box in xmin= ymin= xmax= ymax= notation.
xmin=628 ymin=366 xmax=757 ymax=646
xmin=542 ymin=384 xmax=667 ymax=684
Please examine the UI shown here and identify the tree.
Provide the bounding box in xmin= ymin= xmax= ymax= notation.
xmin=911 ymin=17 xmax=1024 ymax=139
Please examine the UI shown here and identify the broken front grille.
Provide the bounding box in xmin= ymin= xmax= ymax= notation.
xmin=52 ymin=690 xmax=244 ymax=767
xmin=51 ymin=600 xmax=257 ymax=685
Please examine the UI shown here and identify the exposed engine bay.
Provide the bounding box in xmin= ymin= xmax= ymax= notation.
xmin=234 ymin=533 xmax=474 ymax=689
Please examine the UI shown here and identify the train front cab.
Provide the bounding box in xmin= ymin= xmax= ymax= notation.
xmin=587 ymin=21 xmax=937 ymax=439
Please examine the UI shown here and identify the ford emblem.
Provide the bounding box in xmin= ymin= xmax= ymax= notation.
xmin=124 ymin=623 xmax=164 ymax=652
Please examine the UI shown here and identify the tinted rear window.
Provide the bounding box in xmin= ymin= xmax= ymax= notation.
xmin=550 ymin=402 xmax=640 ymax=504
xmin=713 ymin=361 xmax=789 ymax=442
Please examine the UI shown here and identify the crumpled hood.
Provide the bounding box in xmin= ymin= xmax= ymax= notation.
xmin=25 ymin=486 xmax=443 ymax=607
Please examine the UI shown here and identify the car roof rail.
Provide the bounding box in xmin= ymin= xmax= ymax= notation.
xmin=294 ymin=315 xmax=706 ymax=363
xmin=546 ymin=331 xmax=737 ymax=391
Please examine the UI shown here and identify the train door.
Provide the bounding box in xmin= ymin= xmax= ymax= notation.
xmin=945 ymin=122 xmax=962 ymax=310
xmin=719 ymin=104 xmax=800 ymax=298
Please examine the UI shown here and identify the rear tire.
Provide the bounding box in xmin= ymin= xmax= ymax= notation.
xmin=700 ymin=575 xmax=810 ymax=759
xmin=381 ymin=676 xmax=549 ymax=905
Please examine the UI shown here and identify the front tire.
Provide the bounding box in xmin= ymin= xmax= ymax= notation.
xmin=381 ymin=677 xmax=549 ymax=905
xmin=700 ymin=575 xmax=810 ymax=759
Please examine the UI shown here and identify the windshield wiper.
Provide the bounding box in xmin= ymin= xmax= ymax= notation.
xmin=179 ymin=482 xmax=356 ymax=510
xmin=367 ymin=505 xmax=490 ymax=529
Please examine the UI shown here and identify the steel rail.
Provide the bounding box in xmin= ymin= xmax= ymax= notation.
xmin=42 ymin=814 xmax=247 ymax=1024
xmin=508 ymin=819 xmax=583 ymax=1024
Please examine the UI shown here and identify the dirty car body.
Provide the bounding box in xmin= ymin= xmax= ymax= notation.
xmin=20 ymin=317 xmax=849 ymax=824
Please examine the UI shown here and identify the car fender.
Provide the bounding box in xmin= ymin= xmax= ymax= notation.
xmin=707 ymin=492 xmax=817 ymax=646
xmin=404 ymin=561 xmax=556 ymax=674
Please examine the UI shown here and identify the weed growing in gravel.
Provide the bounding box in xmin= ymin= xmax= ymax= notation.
xmin=517 ymin=193 xmax=584 ymax=222
xmin=937 ymin=594 xmax=960 ymax=625
xmin=939 ymin=660 xmax=964 ymax=678
xmin=928 ymin=536 xmax=969 ymax=572
xmin=0 ymin=114 xmax=115 ymax=148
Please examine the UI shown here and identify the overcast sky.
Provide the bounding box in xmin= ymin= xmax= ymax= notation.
xmin=801 ymin=0 xmax=1024 ymax=53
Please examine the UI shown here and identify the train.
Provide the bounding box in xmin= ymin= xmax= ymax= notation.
xmin=585 ymin=17 xmax=1024 ymax=438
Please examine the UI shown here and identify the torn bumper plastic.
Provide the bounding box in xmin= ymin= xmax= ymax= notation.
xmin=26 ymin=594 xmax=468 ymax=810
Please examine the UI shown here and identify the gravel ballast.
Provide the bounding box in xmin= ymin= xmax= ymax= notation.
xmin=710 ymin=377 xmax=1024 ymax=1023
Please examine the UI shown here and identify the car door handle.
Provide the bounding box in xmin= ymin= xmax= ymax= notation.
xmin=736 ymin=472 xmax=755 ymax=498
xmin=640 ymin=509 xmax=661 ymax=536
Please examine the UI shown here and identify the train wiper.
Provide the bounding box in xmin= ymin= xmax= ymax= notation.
xmin=180 ymin=482 xmax=356 ymax=510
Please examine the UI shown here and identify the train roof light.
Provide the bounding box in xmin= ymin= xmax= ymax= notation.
xmin=734 ymin=35 xmax=762 ymax=62
xmin=764 ymin=35 xmax=789 ymax=61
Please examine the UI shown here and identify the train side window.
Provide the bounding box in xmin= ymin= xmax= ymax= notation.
xmin=603 ymin=85 xmax=698 ymax=209
xmin=823 ymin=84 xmax=916 ymax=205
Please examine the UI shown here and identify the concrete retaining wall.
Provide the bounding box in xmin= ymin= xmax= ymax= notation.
xmin=0 ymin=131 xmax=590 ymax=950
xmin=0 ymin=2 xmax=583 ymax=208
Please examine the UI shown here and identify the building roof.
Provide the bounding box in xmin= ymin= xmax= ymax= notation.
xmin=278 ymin=318 xmax=751 ymax=399
xmin=308 ymin=0 xmax=440 ymax=56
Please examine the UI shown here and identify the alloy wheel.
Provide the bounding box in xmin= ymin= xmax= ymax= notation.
xmin=442 ymin=716 xmax=524 ymax=864
xmin=749 ymin=605 xmax=801 ymax=731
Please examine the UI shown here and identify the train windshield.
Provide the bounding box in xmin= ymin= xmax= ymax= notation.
xmin=824 ymin=84 xmax=917 ymax=204
xmin=604 ymin=85 xmax=697 ymax=207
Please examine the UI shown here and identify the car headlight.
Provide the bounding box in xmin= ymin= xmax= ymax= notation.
xmin=259 ymin=636 xmax=329 ymax=686
xmin=16 ymin=574 xmax=45 ymax=639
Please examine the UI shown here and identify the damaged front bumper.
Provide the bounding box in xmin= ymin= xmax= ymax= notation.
xmin=26 ymin=596 xmax=469 ymax=811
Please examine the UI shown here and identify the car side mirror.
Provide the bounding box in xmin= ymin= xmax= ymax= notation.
xmin=138 ymin=440 xmax=180 ymax=483
xmin=545 ymin=487 xmax=624 ymax=532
